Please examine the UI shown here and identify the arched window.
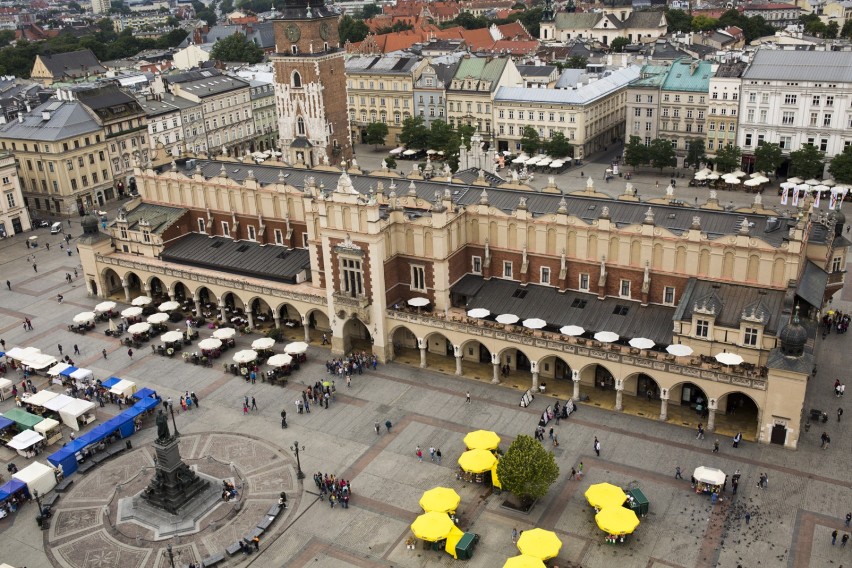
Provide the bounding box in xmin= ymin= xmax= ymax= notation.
xmin=297 ymin=117 xmax=305 ymax=136
xmin=291 ymin=45 xmax=298 ymax=55
xmin=370 ymin=110 xmax=377 ymax=122
xmin=292 ymin=71 xmax=302 ymax=88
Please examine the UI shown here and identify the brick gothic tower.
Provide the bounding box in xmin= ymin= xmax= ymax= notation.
xmin=271 ymin=0 xmax=352 ymax=166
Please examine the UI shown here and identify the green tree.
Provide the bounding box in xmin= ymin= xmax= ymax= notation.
xmin=385 ymin=156 xmax=397 ymax=170
xmin=339 ymin=15 xmax=370 ymax=44
xmin=109 ymin=0 xmax=131 ymax=14
xmin=399 ymin=116 xmax=429 ymax=150
xmin=156 ymin=29 xmax=189 ymax=49
xmin=842 ymin=19 xmax=852 ymax=40
xmin=829 ymin=145 xmax=852 ymax=184
xmin=68 ymin=1 xmax=82 ymax=11
xmin=357 ymin=3 xmax=383 ymax=19
xmin=714 ymin=144 xmax=742 ymax=173
xmin=165 ymin=15 xmax=180 ymax=27
xmin=220 ymin=0 xmax=234 ymax=12
xmin=365 ymin=122 xmax=388 ymax=149
xmin=427 ymin=119 xmax=454 ymax=150
xmin=519 ymin=126 xmax=540 ymax=154
xmin=609 ymin=37 xmax=629 ymax=53
xmin=691 ymin=15 xmax=718 ymax=31
xmin=789 ymin=144 xmax=825 ymax=180
xmin=800 ymin=13 xmax=826 ymax=36
xmin=546 ymin=131 xmax=573 ymax=158
xmin=496 ymin=435 xmax=559 ymax=504
xmin=518 ymin=7 xmax=544 ymax=37
xmin=210 ymin=32 xmax=264 ymax=63
xmin=649 ymin=139 xmax=677 ymax=171
xmin=376 ymin=22 xmax=414 ymax=34
xmin=454 ymin=12 xmax=489 ymax=29
xmin=685 ymin=139 xmax=707 ymax=170
xmin=456 ymin=123 xmax=476 ymax=151
xmin=741 ymin=16 xmax=774 ymax=42
xmin=624 ymin=136 xmax=648 ymax=169
xmin=826 ymin=20 xmax=839 ymax=39
xmin=196 ymin=8 xmax=218 ymax=27
xmin=753 ymin=142 xmax=783 ymax=175
xmin=565 ymin=55 xmax=587 ymax=69
xmin=665 ymin=9 xmax=692 ymax=33
xmin=0 ymin=30 xmax=15 ymax=47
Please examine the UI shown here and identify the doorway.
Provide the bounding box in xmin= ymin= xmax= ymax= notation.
xmin=770 ymin=424 xmax=787 ymax=445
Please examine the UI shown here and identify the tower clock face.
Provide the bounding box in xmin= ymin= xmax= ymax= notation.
xmin=286 ymin=24 xmax=301 ymax=42
xmin=319 ymin=22 xmax=330 ymax=40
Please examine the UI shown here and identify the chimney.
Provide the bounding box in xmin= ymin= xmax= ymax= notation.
xmin=41 ymin=111 xmax=50 ymax=121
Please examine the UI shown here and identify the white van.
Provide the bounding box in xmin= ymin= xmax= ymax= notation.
xmin=50 ymin=222 xmax=62 ymax=234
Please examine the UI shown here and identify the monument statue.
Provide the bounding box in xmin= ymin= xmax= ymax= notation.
xmin=156 ymin=410 xmax=170 ymax=441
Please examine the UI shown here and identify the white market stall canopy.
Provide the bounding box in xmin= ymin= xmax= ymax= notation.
xmin=23 ymin=390 xmax=58 ymax=408
xmin=58 ymin=398 xmax=96 ymax=431
xmin=13 ymin=461 xmax=56 ymax=495
xmin=7 ymin=429 xmax=44 ymax=450
xmin=693 ymin=466 xmax=726 ymax=486
xmin=34 ymin=417 xmax=60 ymax=436
xmin=5 ymin=347 xmax=56 ymax=370
xmin=70 ymin=368 xmax=93 ymax=383
xmin=47 ymin=363 xmax=72 ymax=376
xmin=43 ymin=394 xmax=75 ymax=413
xmin=110 ymin=379 xmax=137 ymax=397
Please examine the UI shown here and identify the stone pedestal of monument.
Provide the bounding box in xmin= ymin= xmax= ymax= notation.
xmin=141 ymin=436 xmax=209 ymax=514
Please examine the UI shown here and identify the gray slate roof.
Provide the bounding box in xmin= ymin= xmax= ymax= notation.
xmin=451 ymin=275 xmax=676 ymax=345
xmin=120 ymin=203 xmax=187 ymax=234
xmin=162 ymin=159 xmax=795 ymax=248
xmin=674 ymin=278 xmax=786 ymax=335
xmin=517 ymin=65 xmax=557 ymax=78
xmin=345 ymin=56 xmax=421 ymax=75
xmin=160 ymin=233 xmax=310 ymax=284
xmin=743 ymin=50 xmax=852 ymax=83
xmin=0 ymin=99 xmax=100 ymax=141
xmin=36 ymin=49 xmax=106 ymax=79
xmin=797 ymin=261 xmax=828 ymax=309
xmin=206 ymin=22 xmax=275 ymax=49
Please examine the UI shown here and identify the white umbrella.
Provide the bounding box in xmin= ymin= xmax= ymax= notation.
xmin=780 ymin=182 xmax=797 ymax=190
xmin=537 ymin=157 xmax=552 ymax=166
xmin=147 ymin=313 xmax=169 ymax=324
xmin=389 ymin=147 xmax=404 ymax=155
xmin=694 ymin=172 xmax=708 ymax=181
xmin=822 ymin=179 xmax=836 ymax=187
xmin=813 ymin=184 xmax=830 ymax=193
xmin=706 ymin=173 xmax=720 ymax=180
xmin=94 ymin=301 xmax=116 ymax=313
xmin=796 ymin=183 xmax=812 ymax=192
xmin=496 ymin=314 xmax=520 ymax=325
xmin=73 ymin=312 xmax=96 ymax=324
xmin=628 ymin=337 xmax=654 ymax=349
xmin=697 ymin=167 xmax=712 ymax=175
xmin=594 ymin=331 xmax=619 ymax=343
xmin=804 ymin=178 xmax=821 ymax=186
xmin=158 ymin=301 xmax=181 ymax=312
xmin=693 ymin=466 xmax=726 ymax=486
xmin=526 ymin=156 xmax=541 ymax=166
xmin=522 ymin=318 xmax=547 ymax=330
xmin=121 ymin=306 xmax=143 ymax=318
xmin=512 ymin=155 xmax=529 ymax=164
xmin=233 ymin=349 xmax=258 ymax=363
xmin=268 ymin=353 xmax=293 ymax=367
xmin=198 ymin=338 xmax=222 ymax=350
xmin=666 ymin=344 xmax=693 ymax=357
xmin=127 ymin=322 xmax=151 ymax=334
xmin=251 ymin=337 xmax=276 ymax=350
xmin=161 ymin=331 xmax=183 ymax=343
xmin=752 ymin=175 xmax=770 ymax=184
xmin=731 ymin=170 xmax=747 ymax=178
xmin=467 ymin=308 xmax=490 ymax=319
xmin=560 ymin=325 xmax=585 ymax=336
xmin=549 ymin=160 xmax=564 ymax=168
xmin=132 ymin=296 xmax=152 ymax=306
xmin=715 ymin=352 xmax=743 ymax=366
xmin=407 ymin=297 xmax=430 ymax=307
xmin=726 ymin=178 xmax=741 ymax=185
xmin=213 ymin=327 xmax=236 ymax=340
xmin=743 ymin=178 xmax=761 ymax=187
xmin=786 ymin=177 xmax=803 ymax=184
xmin=284 ymin=341 xmax=309 ymax=355
xmin=403 ymin=149 xmax=417 ymax=156
xmin=108 ymin=319 xmax=118 ymax=333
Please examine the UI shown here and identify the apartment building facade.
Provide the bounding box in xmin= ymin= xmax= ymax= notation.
xmin=446 ymin=56 xmax=521 ymax=143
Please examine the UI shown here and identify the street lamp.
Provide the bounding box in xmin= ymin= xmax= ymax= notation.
xmin=166 ymin=543 xmax=175 ymax=568
xmin=163 ymin=400 xmax=180 ymax=437
xmin=33 ymin=489 xmax=42 ymax=515
xmin=290 ymin=441 xmax=305 ymax=480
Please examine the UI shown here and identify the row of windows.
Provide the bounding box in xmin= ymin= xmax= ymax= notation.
xmin=449 ymin=101 xmax=490 ymax=114
xmin=349 ymin=80 xmax=409 ymax=91
xmin=349 ymin=96 xmax=410 ymax=109
xmin=2 ymin=135 xmax=102 ymax=153
xmin=694 ymin=318 xmax=759 ymax=346
xmin=195 ymin=217 xmax=308 ymax=248
xmin=203 ymin=94 xmax=249 ymax=114
xmin=660 ymin=108 xmax=706 ymax=119
xmin=663 ymin=94 xmax=705 ymax=104
xmin=498 ymin=125 xmax=575 ymax=139
xmin=499 ymin=109 xmax=577 ymax=123
xmin=151 ymin=118 xmax=180 ymax=133
xmin=743 ymin=133 xmax=831 ymax=152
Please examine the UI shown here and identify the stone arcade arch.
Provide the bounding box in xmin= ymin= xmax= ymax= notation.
xmin=101 ymin=267 xmax=124 ymax=299
xmin=147 ymin=276 xmax=167 ymax=300
xmin=171 ymin=281 xmax=190 ymax=302
xmin=717 ymin=390 xmax=761 ymax=441
xmin=342 ymin=317 xmax=371 ymax=354
xmin=623 ymin=372 xmax=662 ymax=399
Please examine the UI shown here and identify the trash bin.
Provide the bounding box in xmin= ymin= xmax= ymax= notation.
xmin=626 ymin=488 xmax=649 ymax=517
xmin=455 ymin=532 xmax=479 ymax=560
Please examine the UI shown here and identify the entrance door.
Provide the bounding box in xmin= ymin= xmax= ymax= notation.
xmin=595 ymin=366 xmax=614 ymax=390
xmin=770 ymin=424 xmax=787 ymax=445
xmin=11 ymin=217 xmax=22 ymax=234
xmin=478 ymin=344 xmax=491 ymax=363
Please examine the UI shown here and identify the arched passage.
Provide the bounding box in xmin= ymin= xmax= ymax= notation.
xmin=249 ymin=297 xmax=273 ymax=326
xmin=221 ymin=291 xmax=245 ymax=311
xmin=424 ymin=331 xmax=455 ymax=358
xmin=623 ymin=372 xmax=661 ymax=399
xmin=670 ymin=381 xmax=709 ymax=416
xmin=717 ymin=391 xmax=760 ymax=441
xmin=538 ymin=355 xmax=573 ymax=382
xmin=342 ymin=317 xmax=371 ymax=353
xmin=497 ymin=346 xmax=532 ymax=373
xmin=148 ymin=276 xmax=166 ymax=300
xmin=580 ymin=362 xmax=616 ymax=391
xmin=101 ymin=268 xmax=123 ymax=299
xmin=278 ymin=303 xmax=302 ymax=324
xmin=460 ymin=339 xmax=492 ymax=364
xmin=124 ymin=271 xmax=143 ymax=297
xmin=391 ymin=325 xmax=418 ymax=355
xmin=306 ymin=309 xmax=329 ymax=332
xmin=172 ymin=281 xmax=190 ymax=302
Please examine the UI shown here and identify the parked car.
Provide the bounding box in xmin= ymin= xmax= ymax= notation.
xmin=32 ymin=219 xmax=50 ymax=228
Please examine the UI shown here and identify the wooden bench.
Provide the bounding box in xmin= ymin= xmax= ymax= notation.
xmin=41 ymin=493 xmax=60 ymax=508
xmin=257 ymin=516 xmax=274 ymax=530
xmin=266 ymin=505 xmax=281 ymax=517
xmin=201 ymin=553 xmax=225 ymax=567
xmin=108 ymin=445 xmax=126 ymax=457
xmin=245 ymin=527 xmax=263 ymax=540
xmin=55 ymin=478 xmax=74 ymax=492
xmin=225 ymin=543 xmax=242 ymax=556
xmin=77 ymin=461 xmax=96 ymax=474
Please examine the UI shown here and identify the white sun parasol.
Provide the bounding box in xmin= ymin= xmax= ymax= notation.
xmin=213 ymin=327 xmax=236 ymax=340
xmin=496 ymin=314 xmax=520 ymax=325
xmin=198 ymin=338 xmax=222 ymax=350
xmin=560 ymin=325 xmax=585 ymax=336
xmin=715 ymin=352 xmax=744 ymax=366
xmin=251 ymin=337 xmax=276 ymax=350
xmin=743 ymin=178 xmax=761 ymax=187
xmin=522 ymin=318 xmax=547 ymax=330
xmin=628 ymin=337 xmax=655 ymax=350
xmin=694 ymin=172 xmax=708 ymax=181
xmin=786 ymin=177 xmax=803 ymax=184
xmin=158 ymin=301 xmax=181 ymax=312
xmin=407 ymin=297 xmax=430 ymax=307
xmin=233 ymin=349 xmax=258 ymax=364
xmin=822 ymin=179 xmax=836 ymax=187
xmin=467 ymin=308 xmax=490 ymax=319
xmin=127 ymin=322 xmax=151 ymax=334
xmin=731 ymin=170 xmax=747 ymax=178
xmin=594 ymin=331 xmax=619 ymax=343
xmin=804 ymin=178 xmax=821 ymax=186
xmin=268 ymin=353 xmax=293 ymax=367
xmin=284 ymin=341 xmax=309 ymax=355
xmin=147 ymin=313 xmax=169 ymax=324
xmin=73 ymin=312 xmax=96 ymax=324
xmin=94 ymin=301 xmax=116 ymax=313
xmin=132 ymin=296 xmax=152 ymax=306
xmin=706 ymin=172 xmax=720 ymax=180
xmin=666 ymin=344 xmax=694 ymax=357
xmin=121 ymin=306 xmax=143 ymax=318
xmin=161 ymin=331 xmax=183 ymax=343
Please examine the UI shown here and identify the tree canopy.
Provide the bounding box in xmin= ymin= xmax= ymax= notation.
xmin=365 ymin=122 xmax=388 ymax=149
xmin=685 ymin=139 xmax=707 ymax=170
xmin=210 ymin=32 xmax=264 ymax=63
xmin=789 ymin=144 xmax=825 ymax=180
xmin=399 ymin=116 xmax=430 ymax=150
xmin=754 ymin=142 xmax=783 ymax=175
xmin=714 ymin=145 xmax=742 ymax=173
xmin=624 ymin=136 xmax=648 ymax=169
xmin=496 ymin=435 xmax=560 ymax=503
xmin=357 ymin=3 xmax=383 ymax=19
xmin=609 ymin=37 xmax=629 ymax=53
xmin=339 ymin=15 xmax=370 ymax=44
xmin=829 ymin=145 xmax=852 ymax=184
xmin=666 ymin=7 xmax=774 ymax=41
xmin=649 ymin=139 xmax=677 ymax=171
xmin=519 ymin=126 xmax=541 ymax=154
xmin=547 ymin=131 xmax=573 ymax=159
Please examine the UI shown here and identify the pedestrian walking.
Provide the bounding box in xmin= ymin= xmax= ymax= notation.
xmin=429 ymin=446 xmax=436 ymax=462
xmin=127 ymin=348 xmax=133 ymax=359
xmin=675 ymin=466 xmax=683 ymax=479
xmin=385 ymin=419 xmax=392 ymax=433
xmin=243 ymin=403 xmax=249 ymax=415
xmin=832 ymin=530 xmax=838 ymax=545
xmin=73 ymin=344 xmax=80 ymax=355
xmin=732 ymin=432 xmax=742 ymax=447
xmin=549 ymin=427 xmax=554 ymax=441
xmin=5 ymin=280 xmax=9 ymax=290
xmin=553 ymin=433 xmax=559 ymax=447
xmin=58 ymin=344 xmax=63 ymax=355
xmin=594 ymin=437 xmax=601 ymax=457
xmin=577 ymin=461 xmax=584 ymax=479
xmin=745 ymin=512 xmax=751 ymax=525
xmin=436 ymin=448 xmax=442 ymax=464
xmin=696 ymin=423 xmax=705 ymax=440
xmin=839 ymin=407 xmax=844 ymax=422
xmin=322 ymin=333 xmax=329 ymax=345
xmin=191 ymin=392 xmax=199 ymax=408
xmin=843 ymin=534 xmax=849 ymax=547
xmin=416 ymin=446 xmax=423 ymax=462
xmin=713 ymin=439 xmax=720 ymax=453
xmin=511 ymin=527 xmax=518 ymax=544
xmin=251 ymin=396 xmax=258 ymax=411
xmin=570 ymin=467 xmax=576 ymax=480
xmin=280 ymin=409 xmax=287 ymax=429
xmin=374 ymin=421 xmax=380 ymax=435
xmin=465 ymin=391 xmax=471 ymax=404
xmin=33 ymin=263 xmax=37 ymax=272
xmin=102 ymin=348 xmax=107 ymax=359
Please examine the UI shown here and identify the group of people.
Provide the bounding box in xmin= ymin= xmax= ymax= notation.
xmin=325 ymin=352 xmax=379 ymax=379
xmin=312 ymin=472 xmax=352 ymax=508
xmin=222 ymin=479 xmax=238 ymax=502
xmin=822 ymin=310 xmax=850 ymax=337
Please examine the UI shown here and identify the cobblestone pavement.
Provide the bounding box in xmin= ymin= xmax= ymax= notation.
xmin=0 ymin=198 xmax=851 ymax=568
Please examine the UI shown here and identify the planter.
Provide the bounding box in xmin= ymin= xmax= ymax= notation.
xmin=500 ymin=495 xmax=537 ymax=514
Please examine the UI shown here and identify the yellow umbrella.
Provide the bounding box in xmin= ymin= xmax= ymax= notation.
xmin=410 ymin=512 xmax=455 ymax=542
xmin=419 ymin=487 xmax=461 ymax=514
xmin=458 ymin=449 xmax=497 ymax=473
xmin=503 ymin=555 xmax=546 ymax=568
xmin=516 ymin=528 xmax=562 ymax=560
xmin=584 ymin=483 xmax=627 ymax=509
xmin=595 ymin=506 xmax=640 ymax=535
xmin=464 ymin=429 xmax=501 ymax=450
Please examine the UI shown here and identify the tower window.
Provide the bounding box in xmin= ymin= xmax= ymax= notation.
xmin=291 ymin=45 xmax=298 ymax=55
xmin=292 ymin=71 xmax=302 ymax=88
xmin=297 ymin=116 xmax=305 ymax=136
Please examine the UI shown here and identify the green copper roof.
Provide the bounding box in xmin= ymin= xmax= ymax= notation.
xmin=629 ymin=64 xmax=669 ymax=88
xmin=661 ymin=59 xmax=712 ymax=93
